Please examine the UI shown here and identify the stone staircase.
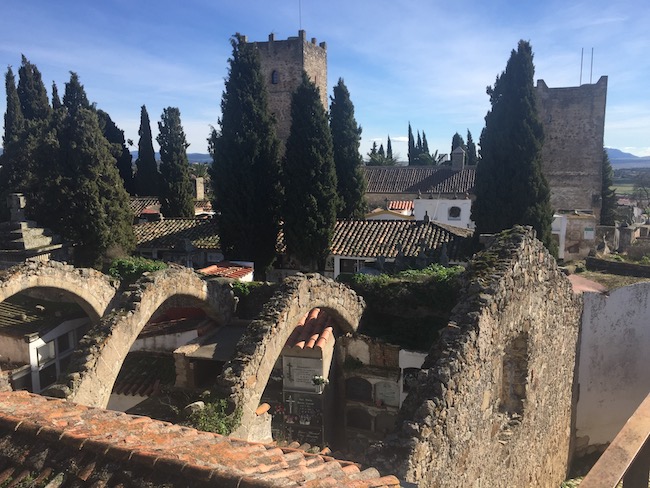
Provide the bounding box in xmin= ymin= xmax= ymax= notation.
xmin=0 ymin=220 xmax=62 ymax=251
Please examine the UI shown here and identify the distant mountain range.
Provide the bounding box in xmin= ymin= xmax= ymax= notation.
xmin=2 ymin=148 xmax=649 ymax=167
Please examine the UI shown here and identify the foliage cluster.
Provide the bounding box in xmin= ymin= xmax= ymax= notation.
xmin=471 ymin=40 xmax=556 ymax=255
xmin=344 ymin=265 xmax=465 ymax=350
xmin=108 ymin=256 xmax=167 ymax=283
xmin=186 ymin=397 xmax=241 ymax=435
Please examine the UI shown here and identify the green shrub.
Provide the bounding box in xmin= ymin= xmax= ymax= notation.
xmin=108 ymin=256 xmax=168 ymax=284
xmin=188 ymin=398 xmax=241 ymax=435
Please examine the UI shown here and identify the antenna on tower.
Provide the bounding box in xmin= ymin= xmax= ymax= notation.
xmin=579 ymin=48 xmax=584 ymax=85
xmin=299 ymin=0 xmax=302 ymax=30
xmin=590 ymin=48 xmax=594 ymax=84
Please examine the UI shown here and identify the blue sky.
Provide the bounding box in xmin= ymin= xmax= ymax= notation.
xmin=1 ymin=0 xmax=649 ymax=159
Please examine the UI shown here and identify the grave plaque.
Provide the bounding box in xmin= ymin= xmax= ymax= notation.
xmin=283 ymin=356 xmax=322 ymax=392
xmin=283 ymin=391 xmax=323 ymax=445
xmin=374 ymin=380 xmax=400 ymax=407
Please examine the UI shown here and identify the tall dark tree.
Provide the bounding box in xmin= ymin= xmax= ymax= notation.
xmin=283 ymin=72 xmax=338 ymax=271
xmin=407 ymin=123 xmax=415 ymax=165
xmin=209 ymin=34 xmax=283 ymax=276
xmin=97 ymin=109 xmax=135 ymax=195
xmin=37 ymin=72 xmax=134 ymax=267
xmin=0 ymin=58 xmax=52 ymax=218
xmin=0 ymin=67 xmax=25 ymax=218
xmin=600 ymin=148 xmax=616 ymax=226
xmin=466 ymin=130 xmax=478 ymax=166
xmin=51 ymin=82 xmax=62 ymax=110
xmin=157 ymin=107 xmax=194 ymax=218
xmin=471 ymin=40 xmax=555 ymax=253
xmin=386 ymin=135 xmax=393 ymax=161
xmin=451 ymin=132 xmax=465 ymax=154
xmin=17 ymin=55 xmax=51 ymax=122
xmin=134 ymin=105 xmax=159 ymax=196
xmin=330 ymin=78 xmax=366 ymax=219
xmin=422 ymin=131 xmax=430 ymax=155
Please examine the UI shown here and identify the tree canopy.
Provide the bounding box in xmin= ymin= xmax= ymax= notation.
xmin=34 ymin=72 xmax=134 ymax=267
xmin=330 ymin=78 xmax=366 ymax=218
xmin=97 ymin=109 xmax=135 ymax=195
xmin=209 ymin=34 xmax=283 ymax=277
xmin=157 ymin=107 xmax=195 ymax=218
xmin=283 ymin=72 xmax=338 ymax=271
xmin=600 ymin=148 xmax=616 ymax=225
xmin=134 ymin=105 xmax=159 ymax=197
xmin=471 ymin=40 xmax=555 ymax=253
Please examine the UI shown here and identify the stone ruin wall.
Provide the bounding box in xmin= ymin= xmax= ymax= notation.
xmin=372 ymin=226 xmax=582 ymax=487
xmin=536 ymin=76 xmax=607 ymax=217
xmin=252 ymin=30 xmax=327 ymax=147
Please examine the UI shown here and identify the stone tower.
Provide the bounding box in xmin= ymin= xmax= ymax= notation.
xmin=248 ymin=30 xmax=328 ymax=149
xmin=536 ymin=76 xmax=608 ymax=218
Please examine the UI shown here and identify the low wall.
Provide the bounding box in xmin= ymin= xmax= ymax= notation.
xmin=586 ymin=257 xmax=650 ymax=277
xmin=372 ymin=226 xmax=582 ymax=487
xmin=575 ymin=282 xmax=650 ymax=455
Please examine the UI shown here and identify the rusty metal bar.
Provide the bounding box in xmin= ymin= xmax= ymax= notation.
xmin=580 ymin=392 xmax=650 ymax=487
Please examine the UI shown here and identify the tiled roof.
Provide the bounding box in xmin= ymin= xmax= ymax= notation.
xmin=134 ymin=218 xmax=220 ymax=250
xmin=0 ymin=295 xmax=85 ymax=337
xmin=364 ymin=166 xmax=475 ymax=194
xmin=285 ymin=308 xmax=333 ymax=350
xmin=387 ymin=201 xmax=413 ymax=212
xmin=199 ymin=261 xmax=254 ymax=280
xmin=331 ymin=219 xmax=472 ymax=260
xmin=130 ymin=196 xmax=160 ymax=216
xmin=112 ymin=352 xmax=175 ymax=396
xmin=130 ymin=197 xmax=212 ymax=216
xmin=0 ymin=391 xmax=400 ymax=487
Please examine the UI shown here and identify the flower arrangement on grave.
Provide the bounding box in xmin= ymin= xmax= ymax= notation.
xmin=311 ymin=375 xmax=329 ymax=386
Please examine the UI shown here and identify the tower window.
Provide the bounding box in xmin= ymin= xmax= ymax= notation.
xmin=271 ymin=70 xmax=279 ymax=84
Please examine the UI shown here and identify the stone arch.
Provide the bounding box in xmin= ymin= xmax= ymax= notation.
xmin=218 ymin=273 xmax=365 ymax=440
xmin=0 ymin=260 xmax=119 ymax=322
xmin=46 ymin=267 xmax=236 ymax=407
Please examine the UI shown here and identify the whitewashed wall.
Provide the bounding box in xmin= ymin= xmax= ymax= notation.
xmin=576 ymin=282 xmax=650 ymax=449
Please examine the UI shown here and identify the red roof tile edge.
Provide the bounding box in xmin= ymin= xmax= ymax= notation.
xmin=0 ymin=391 xmax=401 ymax=488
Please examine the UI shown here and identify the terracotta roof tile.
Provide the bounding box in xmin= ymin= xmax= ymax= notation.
xmin=387 ymin=201 xmax=413 ymax=212
xmin=199 ymin=261 xmax=254 ymax=280
xmin=134 ymin=218 xmax=220 ymax=250
xmin=364 ymin=166 xmax=475 ymax=194
xmin=130 ymin=196 xmax=160 ymax=216
xmin=285 ymin=308 xmax=334 ymax=351
xmin=0 ymin=391 xmax=401 ymax=487
xmin=330 ymin=219 xmax=472 ymax=260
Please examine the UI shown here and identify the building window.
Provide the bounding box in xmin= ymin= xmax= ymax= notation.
xmin=448 ymin=206 xmax=461 ymax=220
xmin=271 ymin=70 xmax=279 ymax=84
xmin=37 ymin=341 xmax=55 ymax=366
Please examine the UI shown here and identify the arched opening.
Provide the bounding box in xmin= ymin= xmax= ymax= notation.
xmin=0 ymin=287 xmax=95 ymax=394
xmin=271 ymin=70 xmax=279 ymax=84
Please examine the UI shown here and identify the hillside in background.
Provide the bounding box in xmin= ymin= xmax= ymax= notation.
xmin=606 ymin=147 xmax=650 ymax=168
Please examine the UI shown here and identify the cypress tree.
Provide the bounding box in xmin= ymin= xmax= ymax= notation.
xmin=466 ymin=130 xmax=478 ymax=166
xmin=51 ymin=82 xmax=62 ymax=110
xmin=329 ymin=78 xmax=366 ymax=219
xmin=0 ymin=67 xmax=25 ymax=219
xmin=17 ymin=55 xmax=51 ymax=122
xmin=451 ymin=132 xmax=465 ymax=154
xmin=386 ymin=136 xmax=393 ymax=161
xmin=40 ymin=72 xmax=134 ymax=267
xmin=209 ymin=34 xmax=283 ymax=276
xmin=600 ymin=148 xmax=616 ymax=226
xmin=97 ymin=109 xmax=135 ymax=195
xmin=407 ymin=123 xmax=415 ymax=165
xmin=283 ymin=72 xmax=338 ymax=271
xmin=157 ymin=107 xmax=194 ymax=218
xmin=1 ymin=58 xmax=52 ymax=217
xmin=134 ymin=105 xmax=159 ymax=196
xmin=471 ymin=40 xmax=555 ymax=253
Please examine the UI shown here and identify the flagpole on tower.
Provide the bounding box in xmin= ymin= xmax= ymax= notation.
xmin=299 ymin=0 xmax=302 ymax=30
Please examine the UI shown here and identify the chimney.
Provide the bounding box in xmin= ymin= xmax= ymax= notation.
xmin=194 ymin=177 xmax=205 ymax=201
xmin=451 ymin=146 xmax=466 ymax=170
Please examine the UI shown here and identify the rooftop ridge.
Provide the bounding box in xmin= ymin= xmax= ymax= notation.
xmin=0 ymin=391 xmax=401 ymax=487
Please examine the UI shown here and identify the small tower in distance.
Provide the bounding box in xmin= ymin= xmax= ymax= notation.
xmin=248 ymin=30 xmax=328 ymax=150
